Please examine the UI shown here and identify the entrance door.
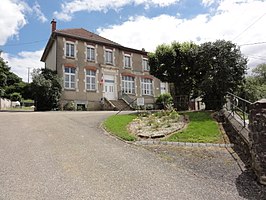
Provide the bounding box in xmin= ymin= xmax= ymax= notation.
xmin=104 ymin=75 xmax=116 ymax=100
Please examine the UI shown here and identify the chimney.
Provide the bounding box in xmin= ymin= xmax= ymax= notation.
xmin=51 ymin=19 xmax=56 ymax=33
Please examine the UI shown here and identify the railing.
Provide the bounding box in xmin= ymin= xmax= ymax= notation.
xmin=116 ymin=91 xmax=137 ymax=115
xmin=224 ymin=92 xmax=252 ymax=127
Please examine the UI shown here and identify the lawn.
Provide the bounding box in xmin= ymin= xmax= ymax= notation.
xmin=103 ymin=114 xmax=137 ymax=141
xmin=165 ymin=111 xmax=222 ymax=143
xmin=104 ymin=111 xmax=223 ymax=143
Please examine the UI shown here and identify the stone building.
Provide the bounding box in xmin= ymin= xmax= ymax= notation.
xmin=41 ymin=20 xmax=168 ymax=110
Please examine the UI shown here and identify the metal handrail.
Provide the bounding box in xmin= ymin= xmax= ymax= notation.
xmin=224 ymin=92 xmax=252 ymax=127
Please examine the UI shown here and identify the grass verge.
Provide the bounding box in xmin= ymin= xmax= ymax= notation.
xmin=103 ymin=114 xmax=137 ymax=141
xmin=165 ymin=111 xmax=222 ymax=143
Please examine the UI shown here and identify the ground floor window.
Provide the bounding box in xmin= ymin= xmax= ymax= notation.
xmin=122 ymin=76 xmax=135 ymax=94
xmin=141 ymin=78 xmax=153 ymax=95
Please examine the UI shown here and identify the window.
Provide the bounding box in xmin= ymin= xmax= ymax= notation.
xmin=141 ymin=78 xmax=153 ymax=95
xmin=66 ymin=42 xmax=75 ymax=58
xmin=105 ymin=50 xmax=113 ymax=64
xmin=142 ymin=58 xmax=150 ymax=71
xmin=87 ymin=46 xmax=95 ymax=61
xmin=86 ymin=70 xmax=96 ymax=91
xmin=124 ymin=55 xmax=131 ymax=68
xmin=64 ymin=67 xmax=75 ymax=89
xmin=122 ymin=76 xmax=135 ymax=94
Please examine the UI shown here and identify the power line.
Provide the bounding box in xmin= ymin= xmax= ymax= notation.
xmin=232 ymin=12 xmax=266 ymax=41
xmin=0 ymin=39 xmax=47 ymax=47
xmin=239 ymin=41 xmax=266 ymax=46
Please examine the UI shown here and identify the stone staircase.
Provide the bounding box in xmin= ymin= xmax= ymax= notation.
xmin=109 ymin=99 xmax=132 ymax=111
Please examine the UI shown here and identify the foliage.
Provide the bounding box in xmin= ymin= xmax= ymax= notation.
xmin=10 ymin=92 xmax=22 ymax=102
xmin=166 ymin=111 xmax=222 ymax=143
xmin=104 ymin=114 xmax=137 ymax=141
xmin=149 ymin=42 xmax=198 ymax=109
xmin=63 ymin=101 xmax=75 ymax=111
xmin=149 ymin=40 xmax=247 ymax=111
xmin=0 ymin=56 xmax=29 ymax=100
xmin=31 ymin=68 xmax=62 ymax=111
xmin=156 ymin=93 xmax=173 ymax=109
xmin=197 ymin=40 xmax=247 ymax=110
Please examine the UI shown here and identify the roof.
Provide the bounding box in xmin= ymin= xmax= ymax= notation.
xmin=55 ymin=28 xmax=122 ymax=47
xmin=41 ymin=28 xmax=147 ymax=62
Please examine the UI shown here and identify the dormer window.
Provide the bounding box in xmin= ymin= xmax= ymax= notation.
xmin=124 ymin=54 xmax=132 ymax=68
xmin=105 ymin=49 xmax=113 ymax=65
xmin=65 ymin=42 xmax=75 ymax=58
xmin=87 ymin=46 xmax=95 ymax=62
xmin=142 ymin=58 xmax=150 ymax=71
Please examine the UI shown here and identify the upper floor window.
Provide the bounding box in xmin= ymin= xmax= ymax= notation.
xmin=87 ymin=46 xmax=95 ymax=62
xmin=122 ymin=76 xmax=135 ymax=94
xmin=86 ymin=70 xmax=96 ymax=91
xmin=105 ymin=50 xmax=113 ymax=65
xmin=142 ymin=58 xmax=150 ymax=71
xmin=64 ymin=67 xmax=75 ymax=89
xmin=124 ymin=55 xmax=131 ymax=68
xmin=141 ymin=78 xmax=153 ymax=95
xmin=66 ymin=42 xmax=75 ymax=58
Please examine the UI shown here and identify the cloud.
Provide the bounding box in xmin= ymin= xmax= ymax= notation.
xmin=54 ymin=0 xmax=179 ymax=21
xmin=32 ymin=1 xmax=48 ymax=23
xmin=2 ymin=50 xmax=44 ymax=82
xmin=97 ymin=0 xmax=266 ymax=71
xmin=0 ymin=0 xmax=47 ymax=45
xmin=0 ymin=0 xmax=28 ymax=45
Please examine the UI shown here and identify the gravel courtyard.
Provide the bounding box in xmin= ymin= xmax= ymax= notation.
xmin=0 ymin=111 xmax=265 ymax=199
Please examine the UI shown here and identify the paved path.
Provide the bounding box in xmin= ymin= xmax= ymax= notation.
xmin=0 ymin=111 xmax=245 ymax=200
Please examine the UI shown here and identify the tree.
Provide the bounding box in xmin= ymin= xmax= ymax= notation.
xmin=196 ymin=40 xmax=247 ymax=110
xmin=10 ymin=92 xmax=22 ymax=102
xmin=240 ymin=63 xmax=266 ymax=102
xmin=149 ymin=40 xmax=247 ymax=110
xmin=149 ymin=42 xmax=198 ymax=109
xmin=31 ymin=68 xmax=62 ymax=111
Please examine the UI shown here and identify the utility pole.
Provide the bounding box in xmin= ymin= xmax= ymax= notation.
xmin=27 ymin=67 xmax=30 ymax=83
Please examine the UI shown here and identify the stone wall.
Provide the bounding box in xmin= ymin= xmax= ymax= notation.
xmin=249 ymin=99 xmax=266 ymax=185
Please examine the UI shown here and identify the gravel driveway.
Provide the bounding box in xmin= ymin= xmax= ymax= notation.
xmin=0 ymin=111 xmax=264 ymax=200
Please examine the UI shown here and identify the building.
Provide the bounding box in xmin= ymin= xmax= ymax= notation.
xmin=41 ymin=20 xmax=168 ymax=110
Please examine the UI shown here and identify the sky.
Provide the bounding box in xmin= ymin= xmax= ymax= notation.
xmin=0 ymin=0 xmax=266 ymax=82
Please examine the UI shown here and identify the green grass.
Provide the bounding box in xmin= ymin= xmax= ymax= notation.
xmin=9 ymin=106 xmax=34 ymax=111
xmin=165 ymin=111 xmax=222 ymax=143
xmin=103 ymin=114 xmax=137 ymax=141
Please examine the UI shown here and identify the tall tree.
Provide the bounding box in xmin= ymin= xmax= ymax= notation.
xmin=197 ymin=40 xmax=247 ymax=110
xmin=149 ymin=42 xmax=198 ymax=109
xmin=31 ymin=68 xmax=62 ymax=111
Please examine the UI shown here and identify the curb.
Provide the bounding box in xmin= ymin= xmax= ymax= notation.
xmin=134 ymin=140 xmax=234 ymax=148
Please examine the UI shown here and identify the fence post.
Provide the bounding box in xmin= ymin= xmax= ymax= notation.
xmin=249 ymin=99 xmax=266 ymax=185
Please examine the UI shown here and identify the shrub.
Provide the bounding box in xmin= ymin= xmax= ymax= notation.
xmin=156 ymin=93 xmax=173 ymax=109
xmin=10 ymin=92 xmax=22 ymax=102
xmin=63 ymin=101 xmax=75 ymax=111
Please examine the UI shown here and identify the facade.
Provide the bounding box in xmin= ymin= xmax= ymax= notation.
xmin=41 ymin=20 xmax=168 ymax=110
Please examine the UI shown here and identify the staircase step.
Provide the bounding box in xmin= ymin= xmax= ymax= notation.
xmin=110 ymin=99 xmax=132 ymax=111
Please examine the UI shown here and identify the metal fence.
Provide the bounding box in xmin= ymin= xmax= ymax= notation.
xmin=224 ymin=92 xmax=252 ymax=127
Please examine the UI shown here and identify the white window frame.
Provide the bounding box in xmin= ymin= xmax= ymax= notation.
xmin=65 ymin=42 xmax=75 ymax=58
xmin=86 ymin=70 xmax=96 ymax=91
xmin=122 ymin=76 xmax=135 ymax=94
xmin=142 ymin=58 xmax=150 ymax=71
xmin=105 ymin=49 xmax=113 ymax=65
xmin=141 ymin=78 xmax=153 ymax=95
xmin=124 ymin=54 xmax=132 ymax=68
xmin=87 ymin=45 xmax=95 ymax=62
xmin=64 ymin=67 xmax=76 ymax=89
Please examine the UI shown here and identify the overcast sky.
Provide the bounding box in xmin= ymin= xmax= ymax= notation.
xmin=0 ymin=0 xmax=266 ymax=82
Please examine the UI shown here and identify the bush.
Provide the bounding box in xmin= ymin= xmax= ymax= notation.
xmin=156 ymin=93 xmax=173 ymax=109
xmin=63 ymin=101 xmax=75 ymax=111
xmin=10 ymin=92 xmax=22 ymax=102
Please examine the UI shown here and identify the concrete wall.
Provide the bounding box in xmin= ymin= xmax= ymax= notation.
xmin=0 ymin=98 xmax=11 ymax=110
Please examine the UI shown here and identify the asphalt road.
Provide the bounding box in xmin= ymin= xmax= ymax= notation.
xmin=0 ymin=111 xmax=245 ymax=200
